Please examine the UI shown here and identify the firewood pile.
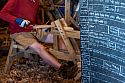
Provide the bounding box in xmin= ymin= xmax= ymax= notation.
xmin=0 ymin=57 xmax=81 ymax=83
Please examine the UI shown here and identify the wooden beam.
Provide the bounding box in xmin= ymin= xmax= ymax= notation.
xmin=4 ymin=41 xmax=15 ymax=74
xmin=66 ymin=31 xmax=80 ymax=39
xmin=51 ymin=29 xmax=80 ymax=39
xmin=54 ymin=19 xmax=76 ymax=61
xmin=63 ymin=27 xmax=74 ymax=31
xmin=34 ymin=25 xmax=54 ymax=29
xmin=51 ymin=22 xmax=59 ymax=50
xmin=60 ymin=18 xmax=68 ymax=27
xmin=49 ymin=48 xmax=80 ymax=61
xmin=55 ymin=0 xmax=64 ymax=5
xmin=49 ymin=48 xmax=72 ymax=61
xmin=65 ymin=0 xmax=70 ymax=25
xmin=70 ymin=16 xmax=77 ymax=27
xmin=42 ymin=8 xmax=44 ymax=24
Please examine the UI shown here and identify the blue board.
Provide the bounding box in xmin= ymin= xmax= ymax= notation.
xmin=80 ymin=0 xmax=125 ymax=83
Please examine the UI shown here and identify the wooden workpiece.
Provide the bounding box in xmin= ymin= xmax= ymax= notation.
xmin=34 ymin=25 xmax=54 ymax=29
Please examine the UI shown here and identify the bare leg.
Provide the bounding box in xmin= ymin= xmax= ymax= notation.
xmin=45 ymin=33 xmax=66 ymax=50
xmin=58 ymin=36 xmax=67 ymax=50
xmin=29 ymin=42 xmax=61 ymax=70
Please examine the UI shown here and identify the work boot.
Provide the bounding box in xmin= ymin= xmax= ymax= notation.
xmin=59 ymin=61 xmax=78 ymax=79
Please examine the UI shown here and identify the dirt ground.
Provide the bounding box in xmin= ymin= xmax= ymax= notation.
xmin=0 ymin=49 xmax=81 ymax=83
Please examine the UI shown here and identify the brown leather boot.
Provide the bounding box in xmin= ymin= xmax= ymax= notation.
xmin=59 ymin=61 xmax=78 ymax=79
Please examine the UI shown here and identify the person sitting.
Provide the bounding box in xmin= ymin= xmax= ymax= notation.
xmin=0 ymin=0 xmax=78 ymax=79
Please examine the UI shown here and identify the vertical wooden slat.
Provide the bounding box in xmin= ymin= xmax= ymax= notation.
xmin=42 ymin=8 xmax=44 ymax=23
xmin=65 ymin=0 xmax=70 ymax=25
xmin=4 ymin=41 xmax=14 ymax=74
xmin=51 ymin=22 xmax=59 ymax=50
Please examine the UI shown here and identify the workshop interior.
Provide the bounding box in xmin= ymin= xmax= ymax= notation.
xmin=0 ymin=0 xmax=81 ymax=83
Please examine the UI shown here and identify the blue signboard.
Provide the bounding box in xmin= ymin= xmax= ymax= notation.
xmin=80 ymin=0 xmax=125 ymax=83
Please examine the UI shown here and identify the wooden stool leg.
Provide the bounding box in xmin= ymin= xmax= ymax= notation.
xmin=4 ymin=41 xmax=15 ymax=74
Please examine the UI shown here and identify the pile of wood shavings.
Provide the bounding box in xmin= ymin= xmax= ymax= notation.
xmin=0 ymin=58 xmax=81 ymax=83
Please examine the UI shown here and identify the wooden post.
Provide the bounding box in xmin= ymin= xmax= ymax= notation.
xmin=42 ymin=8 xmax=44 ymax=24
xmin=65 ymin=0 xmax=70 ymax=25
xmin=4 ymin=41 xmax=15 ymax=74
xmin=39 ymin=0 xmax=45 ymax=24
xmin=51 ymin=22 xmax=59 ymax=50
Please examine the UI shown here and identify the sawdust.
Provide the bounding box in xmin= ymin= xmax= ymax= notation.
xmin=0 ymin=56 xmax=81 ymax=83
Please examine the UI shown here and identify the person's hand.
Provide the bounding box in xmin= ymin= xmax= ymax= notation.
xmin=15 ymin=18 xmax=30 ymax=27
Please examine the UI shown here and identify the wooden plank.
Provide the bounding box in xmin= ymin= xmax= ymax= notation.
xmin=51 ymin=22 xmax=59 ymax=50
xmin=42 ymin=8 xmax=44 ymax=24
xmin=54 ymin=19 xmax=76 ymax=60
xmin=51 ymin=5 xmax=64 ymax=7
xmin=49 ymin=48 xmax=72 ymax=61
xmin=52 ymin=19 xmax=80 ymax=60
xmin=4 ymin=41 xmax=15 ymax=74
xmin=49 ymin=48 xmax=80 ymax=62
xmin=36 ymin=28 xmax=43 ymax=40
xmin=60 ymin=18 xmax=76 ymax=31
xmin=63 ymin=27 xmax=74 ymax=31
xmin=60 ymin=13 xmax=76 ymax=29
xmin=55 ymin=0 xmax=64 ymax=5
xmin=70 ymin=16 xmax=77 ymax=28
xmin=65 ymin=0 xmax=70 ymax=25
xmin=57 ymin=18 xmax=74 ymax=32
xmin=66 ymin=31 xmax=80 ymax=39
xmin=4 ymin=39 xmax=39 ymax=73
xmin=52 ymin=29 xmax=80 ymax=39
xmin=34 ymin=25 xmax=54 ymax=29
xmin=60 ymin=18 xmax=68 ymax=27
